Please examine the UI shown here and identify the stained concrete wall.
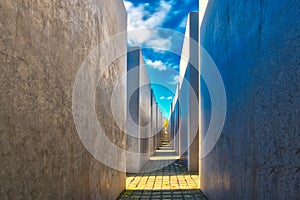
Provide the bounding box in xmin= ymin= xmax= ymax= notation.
xmin=150 ymin=92 xmax=163 ymax=152
xmin=155 ymin=103 xmax=159 ymax=149
xmin=139 ymin=52 xmax=151 ymax=161
xmin=152 ymin=92 xmax=158 ymax=152
xmin=178 ymin=12 xmax=199 ymax=171
xmin=200 ymin=0 xmax=300 ymax=199
xmin=0 ymin=0 xmax=127 ymax=199
xmin=126 ymin=47 xmax=140 ymax=173
xmin=149 ymin=89 xmax=156 ymax=154
xmin=157 ymin=110 xmax=163 ymax=146
xmin=126 ymin=47 xmax=152 ymax=173
xmin=169 ymin=103 xmax=174 ymax=146
xmin=155 ymin=104 xmax=163 ymax=150
xmin=170 ymin=85 xmax=180 ymax=154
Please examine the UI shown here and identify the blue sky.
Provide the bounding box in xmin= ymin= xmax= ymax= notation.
xmin=124 ymin=0 xmax=199 ymax=119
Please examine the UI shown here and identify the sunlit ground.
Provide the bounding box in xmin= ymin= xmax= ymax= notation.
xmin=118 ymin=136 xmax=206 ymax=199
xmin=126 ymin=139 xmax=199 ymax=190
xmin=126 ymin=174 xmax=200 ymax=190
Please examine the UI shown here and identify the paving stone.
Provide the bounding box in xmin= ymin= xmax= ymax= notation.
xmin=117 ymin=137 xmax=208 ymax=199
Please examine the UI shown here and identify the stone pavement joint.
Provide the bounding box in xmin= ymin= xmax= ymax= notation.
xmin=117 ymin=136 xmax=208 ymax=199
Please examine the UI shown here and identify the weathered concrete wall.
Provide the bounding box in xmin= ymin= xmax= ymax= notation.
xmin=170 ymin=104 xmax=174 ymax=146
xmin=179 ymin=18 xmax=189 ymax=162
xmin=179 ymin=12 xmax=199 ymax=172
xmin=126 ymin=46 xmax=142 ymax=173
xmin=171 ymin=87 xmax=180 ymax=154
xmin=179 ymin=69 xmax=189 ymax=166
xmin=139 ymin=52 xmax=151 ymax=166
xmin=157 ymin=110 xmax=163 ymax=147
xmin=0 ymin=0 xmax=127 ymax=199
xmin=156 ymin=106 xmax=159 ymax=148
xmin=149 ymin=89 xmax=156 ymax=154
xmin=151 ymin=93 xmax=163 ymax=152
xmin=200 ymin=0 xmax=300 ymax=199
xmin=126 ymin=47 xmax=151 ymax=173
xmin=155 ymin=103 xmax=163 ymax=150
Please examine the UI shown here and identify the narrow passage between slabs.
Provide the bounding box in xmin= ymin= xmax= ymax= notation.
xmin=118 ymin=135 xmax=208 ymax=200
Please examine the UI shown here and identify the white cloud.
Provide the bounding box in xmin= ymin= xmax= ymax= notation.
xmin=145 ymin=59 xmax=167 ymax=71
xmin=125 ymin=0 xmax=172 ymax=30
xmin=128 ymin=29 xmax=154 ymax=44
xmin=160 ymin=96 xmax=166 ymax=100
xmin=124 ymin=0 xmax=173 ymax=50
xmin=169 ymin=75 xmax=181 ymax=85
xmin=167 ymin=96 xmax=173 ymax=100
xmin=145 ymin=36 xmax=172 ymax=51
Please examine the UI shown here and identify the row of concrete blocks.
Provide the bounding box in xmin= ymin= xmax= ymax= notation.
xmin=170 ymin=0 xmax=300 ymax=199
xmin=126 ymin=46 xmax=164 ymax=173
xmin=169 ymin=12 xmax=200 ymax=172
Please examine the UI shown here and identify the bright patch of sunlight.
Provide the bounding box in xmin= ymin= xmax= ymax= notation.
xmin=149 ymin=156 xmax=180 ymax=160
xmin=155 ymin=149 xmax=176 ymax=153
xmin=126 ymin=175 xmax=200 ymax=190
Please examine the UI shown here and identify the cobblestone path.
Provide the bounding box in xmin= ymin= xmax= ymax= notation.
xmin=117 ymin=137 xmax=207 ymax=199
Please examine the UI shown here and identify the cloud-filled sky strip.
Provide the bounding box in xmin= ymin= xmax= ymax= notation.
xmin=123 ymin=0 xmax=198 ymax=118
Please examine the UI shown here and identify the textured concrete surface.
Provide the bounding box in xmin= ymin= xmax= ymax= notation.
xmin=179 ymin=12 xmax=199 ymax=172
xmin=0 ymin=0 xmax=127 ymax=199
xmin=149 ymin=90 xmax=156 ymax=155
xmin=118 ymin=136 xmax=207 ymax=199
xmin=150 ymin=90 xmax=163 ymax=156
xmin=127 ymin=47 xmax=141 ymax=173
xmin=139 ymin=49 xmax=151 ymax=164
xmin=126 ymin=47 xmax=152 ymax=173
xmin=155 ymin=104 xmax=163 ymax=151
xmin=170 ymin=85 xmax=180 ymax=155
xmin=200 ymin=0 xmax=300 ymax=199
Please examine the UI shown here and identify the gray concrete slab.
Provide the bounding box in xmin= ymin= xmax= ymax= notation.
xmin=0 ymin=0 xmax=127 ymax=199
xmin=199 ymin=0 xmax=300 ymax=199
